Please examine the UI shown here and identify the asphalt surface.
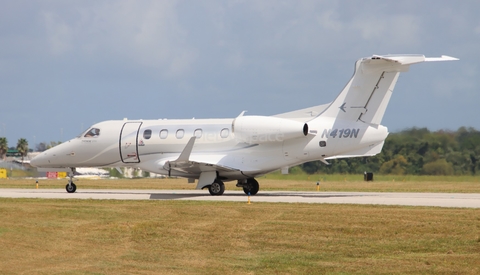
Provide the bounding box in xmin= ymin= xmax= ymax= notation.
xmin=1 ymin=188 xmax=480 ymax=208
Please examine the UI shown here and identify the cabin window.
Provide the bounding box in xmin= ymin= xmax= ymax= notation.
xmin=160 ymin=129 xmax=168 ymax=139
xmin=84 ymin=128 xmax=100 ymax=138
xmin=194 ymin=129 xmax=203 ymax=138
xmin=220 ymin=128 xmax=229 ymax=138
xmin=143 ymin=129 xmax=152 ymax=139
xmin=319 ymin=141 xmax=326 ymax=147
xmin=176 ymin=129 xmax=185 ymax=139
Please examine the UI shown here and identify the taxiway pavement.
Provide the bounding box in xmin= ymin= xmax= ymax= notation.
xmin=1 ymin=189 xmax=479 ymax=208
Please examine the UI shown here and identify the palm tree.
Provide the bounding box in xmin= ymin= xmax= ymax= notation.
xmin=16 ymin=138 xmax=28 ymax=163
xmin=0 ymin=137 xmax=7 ymax=160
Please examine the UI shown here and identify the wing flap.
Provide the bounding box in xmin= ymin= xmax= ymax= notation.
xmin=164 ymin=152 xmax=249 ymax=175
xmin=162 ymin=137 xmax=258 ymax=175
xmin=168 ymin=158 xmax=240 ymax=174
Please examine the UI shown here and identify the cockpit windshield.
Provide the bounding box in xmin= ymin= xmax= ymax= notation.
xmin=84 ymin=128 xmax=100 ymax=138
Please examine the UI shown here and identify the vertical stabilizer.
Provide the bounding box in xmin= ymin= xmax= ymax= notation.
xmin=314 ymin=55 xmax=458 ymax=125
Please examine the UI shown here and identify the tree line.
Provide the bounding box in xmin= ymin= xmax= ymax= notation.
xmin=0 ymin=137 xmax=29 ymax=161
xmin=301 ymin=127 xmax=480 ymax=175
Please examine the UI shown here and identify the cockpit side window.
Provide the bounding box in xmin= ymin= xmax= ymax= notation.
xmin=84 ymin=128 xmax=100 ymax=138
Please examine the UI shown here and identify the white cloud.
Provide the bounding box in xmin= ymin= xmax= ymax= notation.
xmin=42 ymin=11 xmax=73 ymax=55
xmin=433 ymin=63 xmax=479 ymax=97
xmin=474 ymin=25 xmax=480 ymax=34
xmin=225 ymin=51 xmax=245 ymax=69
xmin=40 ymin=1 xmax=197 ymax=78
xmin=316 ymin=9 xmax=343 ymax=32
xmin=351 ymin=14 xmax=421 ymax=49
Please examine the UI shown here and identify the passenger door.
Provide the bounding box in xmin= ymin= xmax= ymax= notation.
xmin=119 ymin=122 xmax=142 ymax=163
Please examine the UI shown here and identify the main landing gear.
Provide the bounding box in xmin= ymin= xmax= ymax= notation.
xmin=206 ymin=178 xmax=260 ymax=196
xmin=236 ymin=178 xmax=259 ymax=195
xmin=66 ymin=168 xmax=77 ymax=193
xmin=208 ymin=179 xmax=225 ymax=196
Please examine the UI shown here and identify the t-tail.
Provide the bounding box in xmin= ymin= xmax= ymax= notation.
xmin=305 ymin=54 xmax=458 ymax=160
xmin=314 ymin=54 xmax=458 ymax=125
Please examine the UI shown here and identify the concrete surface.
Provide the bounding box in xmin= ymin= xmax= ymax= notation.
xmin=1 ymin=189 xmax=479 ymax=208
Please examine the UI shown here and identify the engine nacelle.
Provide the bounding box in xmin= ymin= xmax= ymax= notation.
xmin=233 ymin=116 xmax=308 ymax=144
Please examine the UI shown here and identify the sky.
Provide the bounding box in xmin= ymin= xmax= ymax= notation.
xmin=1 ymin=0 xmax=479 ymax=148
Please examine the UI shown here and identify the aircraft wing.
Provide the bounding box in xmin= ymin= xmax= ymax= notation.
xmin=162 ymin=137 xmax=256 ymax=175
xmin=165 ymin=153 xmax=241 ymax=174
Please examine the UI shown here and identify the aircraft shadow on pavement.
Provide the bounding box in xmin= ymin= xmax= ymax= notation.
xmin=263 ymin=193 xmax=367 ymax=199
xmin=150 ymin=193 xmax=209 ymax=200
xmin=149 ymin=192 xmax=368 ymax=200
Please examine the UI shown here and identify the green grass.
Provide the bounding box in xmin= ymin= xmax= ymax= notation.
xmin=0 ymin=199 xmax=479 ymax=274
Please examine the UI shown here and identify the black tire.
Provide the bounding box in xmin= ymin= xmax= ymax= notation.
xmin=66 ymin=182 xmax=77 ymax=193
xmin=208 ymin=179 xmax=225 ymax=196
xmin=243 ymin=178 xmax=259 ymax=195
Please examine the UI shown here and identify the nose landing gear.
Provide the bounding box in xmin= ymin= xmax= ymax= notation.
xmin=66 ymin=168 xmax=77 ymax=193
xmin=66 ymin=182 xmax=77 ymax=193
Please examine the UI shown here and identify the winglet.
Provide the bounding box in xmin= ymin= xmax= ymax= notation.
xmin=176 ymin=136 xmax=196 ymax=161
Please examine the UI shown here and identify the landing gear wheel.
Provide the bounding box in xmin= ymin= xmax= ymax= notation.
xmin=243 ymin=178 xmax=259 ymax=195
xmin=208 ymin=179 xmax=225 ymax=196
xmin=66 ymin=182 xmax=77 ymax=193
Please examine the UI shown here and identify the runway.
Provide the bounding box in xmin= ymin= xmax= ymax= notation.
xmin=1 ymin=188 xmax=479 ymax=208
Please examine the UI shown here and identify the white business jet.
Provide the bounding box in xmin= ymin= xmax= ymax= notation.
xmin=31 ymin=54 xmax=457 ymax=195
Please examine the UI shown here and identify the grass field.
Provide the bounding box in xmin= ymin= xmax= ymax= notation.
xmin=1 ymin=175 xmax=479 ymax=274
xmin=0 ymin=199 xmax=479 ymax=274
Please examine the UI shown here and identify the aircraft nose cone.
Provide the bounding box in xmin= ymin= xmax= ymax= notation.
xmin=30 ymin=152 xmax=50 ymax=167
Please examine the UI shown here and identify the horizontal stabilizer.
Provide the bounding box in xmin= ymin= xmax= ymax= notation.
xmin=424 ymin=55 xmax=459 ymax=62
xmin=372 ymin=54 xmax=459 ymax=65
